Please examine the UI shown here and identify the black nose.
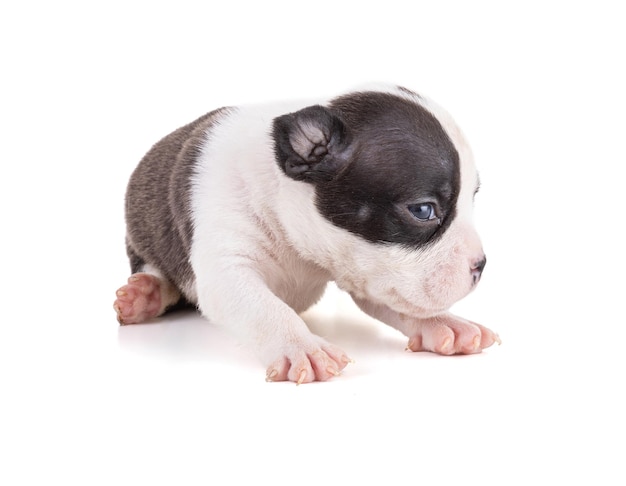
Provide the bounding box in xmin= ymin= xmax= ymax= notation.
xmin=471 ymin=256 xmax=487 ymax=285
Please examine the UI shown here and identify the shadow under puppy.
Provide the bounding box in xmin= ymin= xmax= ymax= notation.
xmin=114 ymin=84 xmax=500 ymax=384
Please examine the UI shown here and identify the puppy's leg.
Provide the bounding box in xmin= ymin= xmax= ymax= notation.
xmin=196 ymin=266 xmax=351 ymax=384
xmin=352 ymin=297 xmax=500 ymax=355
xmin=114 ymin=269 xmax=181 ymax=325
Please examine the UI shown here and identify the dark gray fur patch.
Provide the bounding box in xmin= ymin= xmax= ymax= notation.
xmin=125 ymin=107 xmax=232 ymax=303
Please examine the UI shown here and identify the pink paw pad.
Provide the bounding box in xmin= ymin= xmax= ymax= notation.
xmin=265 ymin=341 xmax=353 ymax=385
xmin=407 ymin=315 xmax=501 ymax=355
xmin=113 ymin=273 xmax=164 ymax=325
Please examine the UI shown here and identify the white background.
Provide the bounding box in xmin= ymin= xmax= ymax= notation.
xmin=1 ymin=1 xmax=624 ymax=484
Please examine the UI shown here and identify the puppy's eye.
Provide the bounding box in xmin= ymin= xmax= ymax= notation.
xmin=408 ymin=203 xmax=437 ymax=221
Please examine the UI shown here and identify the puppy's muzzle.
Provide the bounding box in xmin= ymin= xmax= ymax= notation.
xmin=471 ymin=256 xmax=487 ymax=285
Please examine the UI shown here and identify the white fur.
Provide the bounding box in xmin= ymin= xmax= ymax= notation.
xmin=188 ymin=85 xmax=487 ymax=376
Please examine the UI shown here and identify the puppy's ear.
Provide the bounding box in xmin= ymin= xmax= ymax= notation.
xmin=273 ymin=105 xmax=352 ymax=183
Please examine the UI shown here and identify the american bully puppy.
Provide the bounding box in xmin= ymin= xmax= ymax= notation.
xmin=113 ymin=84 xmax=500 ymax=384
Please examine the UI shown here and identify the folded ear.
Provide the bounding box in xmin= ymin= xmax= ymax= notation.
xmin=273 ymin=105 xmax=352 ymax=183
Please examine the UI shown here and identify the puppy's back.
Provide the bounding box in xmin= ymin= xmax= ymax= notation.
xmin=124 ymin=107 xmax=231 ymax=301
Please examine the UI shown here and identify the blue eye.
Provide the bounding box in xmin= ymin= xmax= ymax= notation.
xmin=408 ymin=203 xmax=437 ymax=222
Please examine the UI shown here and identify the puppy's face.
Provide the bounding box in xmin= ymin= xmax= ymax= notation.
xmin=273 ymin=88 xmax=484 ymax=317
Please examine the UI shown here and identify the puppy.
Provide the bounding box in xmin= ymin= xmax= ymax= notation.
xmin=113 ymin=84 xmax=499 ymax=384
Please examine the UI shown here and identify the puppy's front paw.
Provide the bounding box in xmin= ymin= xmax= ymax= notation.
xmin=406 ymin=313 xmax=501 ymax=355
xmin=265 ymin=338 xmax=353 ymax=385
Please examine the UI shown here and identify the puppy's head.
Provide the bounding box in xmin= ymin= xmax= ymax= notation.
xmin=273 ymin=87 xmax=484 ymax=317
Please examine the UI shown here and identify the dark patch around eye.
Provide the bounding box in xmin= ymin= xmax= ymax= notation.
xmin=312 ymin=91 xmax=461 ymax=248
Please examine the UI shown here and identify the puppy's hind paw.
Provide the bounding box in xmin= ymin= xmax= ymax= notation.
xmin=113 ymin=273 xmax=168 ymax=325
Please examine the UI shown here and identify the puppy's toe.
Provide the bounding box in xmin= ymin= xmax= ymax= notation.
xmin=407 ymin=314 xmax=499 ymax=355
xmin=113 ymin=273 xmax=165 ymax=324
xmin=265 ymin=339 xmax=352 ymax=384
